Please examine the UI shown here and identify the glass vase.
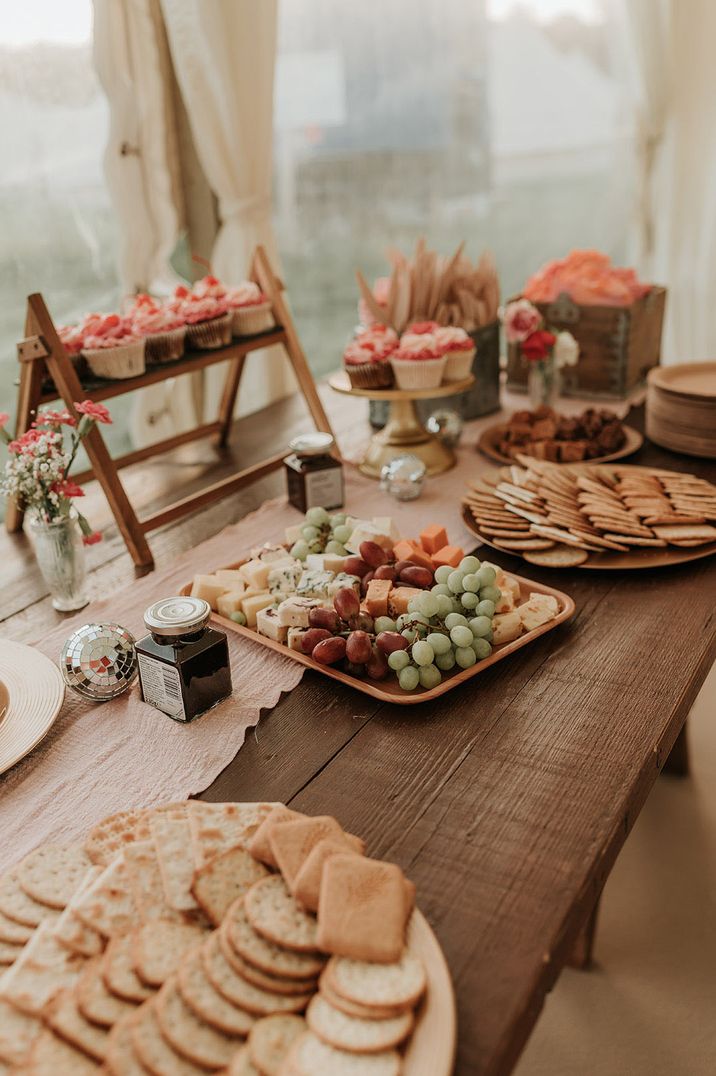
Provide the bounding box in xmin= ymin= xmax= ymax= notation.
xmin=527 ymin=358 xmax=561 ymax=410
xmin=29 ymin=513 xmax=89 ymax=612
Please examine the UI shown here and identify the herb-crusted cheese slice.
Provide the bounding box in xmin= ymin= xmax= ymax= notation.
xmin=296 ymin=570 xmax=335 ymax=599
xmin=268 ymin=562 xmax=303 ymax=596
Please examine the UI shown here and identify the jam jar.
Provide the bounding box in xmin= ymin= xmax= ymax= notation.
xmin=284 ymin=432 xmax=344 ymax=513
xmin=136 ymin=597 xmax=232 ymax=722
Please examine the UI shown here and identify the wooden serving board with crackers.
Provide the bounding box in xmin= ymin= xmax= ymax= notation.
xmin=0 ymin=802 xmax=456 ymax=1075
xmin=463 ymin=456 xmax=716 ymax=570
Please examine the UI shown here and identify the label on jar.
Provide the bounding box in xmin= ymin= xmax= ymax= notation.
xmin=304 ymin=467 xmax=343 ymax=510
xmin=137 ymin=655 xmax=187 ymax=721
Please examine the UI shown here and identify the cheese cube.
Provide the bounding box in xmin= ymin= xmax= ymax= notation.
xmin=306 ymin=553 xmax=346 ymax=573
xmin=492 ymin=611 xmax=523 ymax=645
xmin=432 ymin=545 xmax=464 ymax=568
xmin=217 ymin=590 xmax=248 ymax=618
xmin=495 ymin=588 xmax=515 ymax=614
xmin=256 ymin=606 xmax=289 ymax=643
xmin=365 ymin=578 xmax=391 ymax=618
xmin=517 ymin=593 xmax=559 ymax=633
xmin=277 ymin=597 xmax=324 ymax=628
xmin=214 ymin=570 xmax=246 ymax=590
xmin=504 ymin=574 xmax=521 ymax=603
xmin=241 ymin=592 xmax=275 ymax=628
xmin=285 ymin=523 xmax=304 ymax=545
xmin=252 ymin=543 xmax=292 ymax=563
xmin=296 ymin=570 xmax=335 ymax=599
xmin=388 ymin=587 xmax=423 ymax=618
xmin=420 ymin=524 xmax=448 ymax=555
xmin=239 ymin=559 xmax=271 ymax=591
xmin=327 ymin=573 xmax=361 ymax=597
xmin=268 ymin=561 xmax=303 ymax=597
xmin=190 ymin=574 xmax=227 ymax=611
xmin=372 ymin=516 xmax=401 ymax=543
xmin=287 ymin=627 xmax=309 ymax=651
xmin=345 ymin=523 xmax=394 ymax=554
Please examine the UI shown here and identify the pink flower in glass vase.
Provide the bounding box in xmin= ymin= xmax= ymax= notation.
xmin=501 ymin=298 xmax=542 ymax=343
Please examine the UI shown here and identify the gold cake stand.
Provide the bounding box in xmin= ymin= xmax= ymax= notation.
xmin=329 ymin=371 xmax=474 ymax=478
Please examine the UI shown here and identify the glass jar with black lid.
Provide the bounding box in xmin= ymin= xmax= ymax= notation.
xmin=136 ymin=596 xmax=232 ymax=722
xmin=284 ymin=432 xmax=344 ymax=513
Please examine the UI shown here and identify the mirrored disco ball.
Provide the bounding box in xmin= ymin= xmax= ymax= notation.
xmin=426 ymin=409 xmax=463 ymax=449
xmin=60 ymin=622 xmax=138 ymax=701
xmin=380 ymin=454 xmax=427 ymax=501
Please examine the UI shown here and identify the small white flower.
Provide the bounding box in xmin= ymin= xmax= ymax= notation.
xmin=553 ymin=331 xmax=579 ymax=368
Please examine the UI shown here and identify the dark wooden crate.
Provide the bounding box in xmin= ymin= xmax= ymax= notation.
xmin=506 ymin=287 xmax=666 ymax=399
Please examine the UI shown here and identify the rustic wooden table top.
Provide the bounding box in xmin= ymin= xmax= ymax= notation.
xmin=2 ymin=392 xmax=716 ymax=1076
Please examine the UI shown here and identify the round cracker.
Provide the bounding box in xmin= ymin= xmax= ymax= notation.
xmin=307 ymin=995 xmax=412 ymax=1054
xmin=228 ymin=1044 xmax=261 ymax=1075
xmin=248 ymin=1014 xmax=306 ymax=1076
xmin=0 ymin=908 xmax=33 ymax=946
xmin=178 ymin=945 xmax=255 ymax=1037
xmin=84 ymin=809 xmax=151 ymax=867
xmin=326 ymin=952 xmax=426 ymax=1010
xmin=18 ymin=843 xmax=91 ymax=910
xmin=0 ymin=938 xmax=23 ymax=965
xmin=130 ymin=1001 xmax=210 ymax=1076
xmin=202 ymin=932 xmax=311 ymax=1017
xmin=132 ymin=918 xmax=207 ymax=988
xmin=244 ymin=876 xmax=318 ymax=954
xmin=77 ymin=955 xmax=137 ymax=1028
xmin=191 ymin=845 xmax=269 ymax=927
xmin=0 ymin=869 xmax=57 ymax=928
xmin=104 ymin=1012 xmax=147 ymax=1076
xmin=156 ymin=978 xmax=242 ymax=1069
xmin=318 ymin=973 xmax=405 ymax=1021
xmin=102 ymin=934 xmax=155 ymax=1003
xmin=44 ymin=987 xmax=108 ymax=1062
xmin=226 ymin=902 xmax=324 ymax=981
xmin=492 ymin=538 xmax=555 ymax=551
xmin=0 ymin=997 xmax=41 ymax=1064
xmin=219 ymin=920 xmax=316 ymax=996
xmin=287 ymin=1031 xmax=401 ymax=1075
xmin=523 ymin=546 xmax=589 ymax=567
xmin=26 ymin=1029 xmax=99 ymax=1075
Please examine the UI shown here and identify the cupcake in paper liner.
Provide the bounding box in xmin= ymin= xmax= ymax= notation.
xmin=434 ymin=325 xmax=476 ymax=382
xmin=128 ymin=294 xmax=186 ymax=363
xmin=170 ymin=287 xmax=232 ymax=350
xmin=343 ymin=325 xmax=398 ymax=389
xmin=390 ymin=330 xmax=446 ymax=390
xmin=227 ymin=281 xmax=275 ymax=336
xmin=79 ymin=313 xmax=146 ymax=380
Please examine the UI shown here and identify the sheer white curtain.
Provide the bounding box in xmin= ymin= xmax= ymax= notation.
xmin=626 ymin=0 xmax=716 ymax=363
xmin=160 ymin=0 xmax=295 ymax=418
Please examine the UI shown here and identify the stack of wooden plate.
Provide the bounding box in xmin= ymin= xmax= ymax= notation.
xmin=647 ymin=362 xmax=716 ymax=458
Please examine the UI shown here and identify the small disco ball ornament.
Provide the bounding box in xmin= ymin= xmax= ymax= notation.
xmin=60 ymin=622 xmax=138 ymax=702
xmin=380 ymin=454 xmax=427 ymax=501
xmin=426 ymin=408 xmax=463 ymax=449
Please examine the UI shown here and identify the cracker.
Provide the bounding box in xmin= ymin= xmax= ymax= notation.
xmin=84 ymin=808 xmax=151 ymax=867
xmin=178 ymin=945 xmax=255 ymax=1037
xmin=132 ymin=918 xmax=207 ymax=988
xmin=248 ymin=1014 xmax=306 ymax=1076
xmin=72 ymin=850 xmax=138 ymax=938
xmin=642 ymin=514 xmax=706 ymax=525
xmin=505 ymin=504 xmax=548 ymax=524
xmin=104 ymin=1012 xmax=147 ymax=1076
xmin=76 ymin=955 xmax=136 ymax=1029
xmin=652 ymin=523 xmax=716 ymax=542
xmin=17 ymin=843 xmax=91 ymax=912
xmin=481 ymin=527 xmax=535 ymax=540
xmin=326 ymin=952 xmax=426 ymax=1009
xmin=293 ymin=838 xmax=364 ymax=914
xmin=188 ymin=801 xmax=279 ymax=869
xmin=53 ymin=868 xmax=104 ymax=959
xmin=524 ymin=545 xmax=588 ymax=568
xmin=0 ymin=920 xmax=85 ymax=1016
xmin=202 ymin=932 xmax=312 ymax=1016
xmin=150 ymin=815 xmax=199 ymax=913
xmin=44 ymin=986 xmax=108 ymax=1062
xmin=131 ymin=1001 xmax=211 ymax=1076
xmin=0 ymin=940 xmax=22 ymax=966
xmin=318 ymin=972 xmax=404 ymax=1021
xmin=245 ymin=877 xmax=318 ymax=954
xmin=269 ymin=818 xmax=365 ymax=891
xmin=307 ymin=994 xmax=412 ymax=1054
xmin=249 ymin=808 xmax=307 ymax=869
xmin=0 ymin=910 xmax=33 ymax=947
xmin=0 ymin=870 xmax=59 ymax=930
xmin=602 ymin=534 xmax=667 ymax=547
xmin=287 ymin=1031 xmax=401 ymax=1075
xmin=530 ymin=525 xmax=603 ymax=552
xmin=226 ymin=903 xmax=324 ymax=981
xmin=567 ymin=530 xmax=629 ymax=552
xmin=228 ymin=1044 xmax=261 ymax=1075
xmin=156 ymin=976 xmax=243 ymax=1069
xmin=0 ymin=998 xmax=41 ymax=1065
xmin=218 ymin=921 xmax=316 ymax=996
xmin=101 ymin=934 xmax=154 ymax=1004
xmin=191 ymin=845 xmax=269 ymax=927
xmin=317 ymin=856 xmax=409 ymax=965
xmin=25 ymin=1028 xmax=100 ymax=1074
xmin=493 ymin=538 xmax=555 ymax=551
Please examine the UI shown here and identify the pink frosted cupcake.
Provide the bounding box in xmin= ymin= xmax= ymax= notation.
xmin=128 ymin=294 xmax=186 ymax=363
xmin=433 ymin=326 xmax=475 ymax=382
xmin=343 ymin=325 xmax=398 ymax=389
xmin=226 ymin=281 xmax=275 ymax=336
xmin=170 ymin=286 xmax=232 ymax=350
xmin=80 ymin=314 xmax=146 ymax=380
xmin=390 ymin=330 xmax=446 ymax=390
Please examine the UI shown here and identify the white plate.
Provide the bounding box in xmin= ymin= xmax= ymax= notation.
xmin=404 ymin=910 xmax=457 ymax=1075
xmin=0 ymin=640 xmax=65 ymax=774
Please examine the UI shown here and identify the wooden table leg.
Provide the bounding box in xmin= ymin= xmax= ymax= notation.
xmin=567 ymin=895 xmax=601 ymax=969
xmin=663 ymin=721 xmax=690 ymax=777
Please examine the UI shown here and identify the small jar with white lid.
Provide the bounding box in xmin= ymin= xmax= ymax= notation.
xmin=284 ymin=432 xmax=344 ymax=513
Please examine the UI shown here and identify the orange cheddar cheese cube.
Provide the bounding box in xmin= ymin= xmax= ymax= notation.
xmin=420 ymin=524 xmax=448 ymax=555
xmin=393 ymin=539 xmax=417 ymax=563
xmin=406 ymin=547 xmax=434 ymax=572
xmin=387 ymin=587 xmax=423 ymax=617
xmin=364 ymin=578 xmax=392 ymax=618
xmin=432 ymin=544 xmax=464 ymax=568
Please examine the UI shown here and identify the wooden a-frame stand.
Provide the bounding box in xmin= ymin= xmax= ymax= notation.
xmin=6 ymin=246 xmax=334 ymax=572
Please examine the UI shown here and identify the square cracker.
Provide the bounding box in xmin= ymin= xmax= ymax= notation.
xmin=149 ymin=816 xmax=198 ymax=913
xmin=269 ymin=818 xmax=365 ymax=889
xmin=72 ymin=849 xmax=140 ymax=938
xmin=188 ymin=801 xmax=279 ymax=869
xmin=652 ymin=523 xmax=716 ymax=542
xmin=190 ymin=845 xmax=269 ymax=926
xmin=249 ymin=807 xmax=307 ymax=869
xmin=317 ymin=855 xmax=410 ymax=964
xmin=292 ymin=838 xmax=364 ymax=913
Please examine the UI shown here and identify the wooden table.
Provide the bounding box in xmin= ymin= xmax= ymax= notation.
xmin=2 ymin=395 xmax=715 ymax=1076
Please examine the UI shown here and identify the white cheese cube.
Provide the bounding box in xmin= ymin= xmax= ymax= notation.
xmin=277 ymin=597 xmax=324 ymax=628
xmin=495 ymin=588 xmax=515 ymax=615
xmin=492 ymin=611 xmax=523 ymax=645
xmin=251 ymin=542 xmax=291 ymax=563
xmin=285 ymin=523 xmax=304 ymax=545
xmin=517 ymin=594 xmax=559 ymax=633
xmin=214 ymin=570 xmax=246 ymax=590
xmin=327 ymin=573 xmax=361 ymax=597
xmin=217 ymin=590 xmax=248 ymax=618
xmin=256 ymin=606 xmax=289 ymax=643
xmin=268 ymin=561 xmax=303 ymax=596
xmin=287 ymin=627 xmax=309 ymax=651
xmin=305 ymin=553 xmax=347 ymax=573
xmin=239 ymin=559 xmax=271 ymax=591
xmin=372 ymin=516 xmax=401 ymax=543
xmin=345 ymin=523 xmax=394 ymax=554
xmin=241 ymin=592 xmax=275 ymax=627
xmin=296 ymin=570 xmax=335 ymax=599
xmin=504 ymin=574 xmax=522 ymax=602
xmin=190 ymin=574 xmax=227 ymax=611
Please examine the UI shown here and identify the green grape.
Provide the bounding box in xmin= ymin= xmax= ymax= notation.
xmin=460 ymin=555 xmax=481 ymax=574
xmin=460 ymin=592 xmax=479 ymax=610
xmin=476 ymin=599 xmax=495 ymax=618
xmin=472 ymin=637 xmax=492 ymax=660
xmin=455 ymin=646 xmax=477 ymax=669
xmin=434 ymin=565 xmax=452 ymax=584
xmin=407 ymin=613 xmax=429 ymax=627
xmin=388 ymin=650 xmax=410 ymax=671
xmin=462 ymin=573 xmax=481 ymax=593
xmin=329 ymin=513 xmax=347 ymax=528
xmin=398 ymin=665 xmax=420 ymax=691
xmin=435 ymin=650 xmax=456 ymax=671
xmin=447 ymin=570 xmax=465 ymax=594
xmin=302 ymin=524 xmax=319 ymax=541
xmin=306 ymin=506 xmax=330 ymax=527
xmin=452 ymin=599 xmax=464 ymax=614
xmin=332 ymin=524 xmax=352 ymax=545
xmin=308 ymin=539 xmax=324 ymax=554
xmin=469 ymin=615 xmax=492 ymax=638
xmin=416 ymin=592 xmax=439 ymax=618
xmin=426 ymin=632 xmax=452 ymax=656
xmin=374 ymin=616 xmax=396 ymax=634
xmin=477 ymin=564 xmax=497 ymax=587
xmin=229 ymin=611 xmax=247 ymax=625
xmin=411 ymin=640 xmax=435 ymax=666
xmin=435 ymin=595 xmax=453 ymax=618
xmin=325 ymin=540 xmax=346 ymax=555
xmin=445 ymin=612 xmax=468 ymax=630
xmin=431 ymin=583 xmax=452 ymax=597
xmin=396 ymin=614 xmax=409 ymax=630
xmin=402 ymin=628 xmax=418 ymax=643
xmin=479 ymin=585 xmax=501 ymax=604
xmin=407 ymin=598 xmax=420 ymax=614
xmin=419 ymin=664 xmax=442 ymax=689
xmin=449 ymin=625 xmax=474 ymax=649
xmin=483 ymin=628 xmax=493 ymax=643
xmin=290 ymin=539 xmax=309 ymax=560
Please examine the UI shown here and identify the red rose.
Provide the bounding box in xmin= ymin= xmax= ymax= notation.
xmin=521 ymin=330 xmax=556 ymax=362
xmin=51 ymin=480 xmax=84 ymax=498
xmin=82 ymin=531 xmax=102 ymax=546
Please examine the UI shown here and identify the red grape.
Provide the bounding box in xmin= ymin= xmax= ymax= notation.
xmin=333 ymin=587 xmax=360 ymax=620
xmin=349 ymin=612 xmax=375 ymax=633
xmin=394 ymin=559 xmax=416 ymax=575
xmin=346 ymin=630 xmax=372 ymax=664
xmin=360 ymin=570 xmax=375 ymax=597
xmin=301 ymin=628 xmax=332 ymax=655
xmin=312 ymin=637 xmax=347 ymax=665
xmin=344 ymin=556 xmax=370 ymax=578
xmin=373 ymin=565 xmax=396 ymax=581
xmin=359 ymin=540 xmax=388 ymax=568
xmin=366 ymin=647 xmax=389 ymax=680
xmin=345 ymin=661 xmax=366 ymax=678
xmin=308 ymin=607 xmax=339 ymax=632
xmin=376 ymin=631 xmax=409 ymax=655
xmin=399 ymin=565 xmax=433 ymax=589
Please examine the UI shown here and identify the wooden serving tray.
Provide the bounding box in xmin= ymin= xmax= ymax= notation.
xmin=181 ymin=566 xmax=575 ymax=706
xmin=477 ymin=421 xmax=643 ymax=466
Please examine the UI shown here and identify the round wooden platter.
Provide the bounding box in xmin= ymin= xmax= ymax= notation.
xmin=404 ymin=910 xmax=456 ymax=1075
xmin=477 ymin=421 xmax=643 ymax=467
xmin=647 ymin=361 xmax=716 ymax=399
xmin=463 ymin=461 xmax=716 ymax=571
xmin=0 ymin=641 xmax=65 ymax=774
xmin=328 ymin=370 xmax=474 ymax=400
